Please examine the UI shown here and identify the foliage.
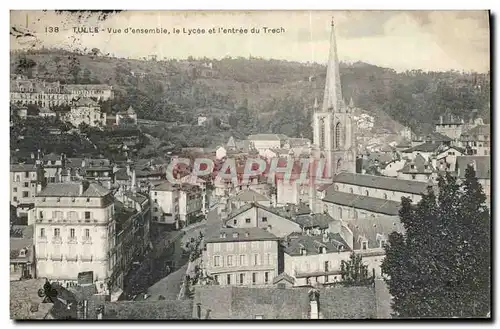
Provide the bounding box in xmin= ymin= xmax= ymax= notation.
xmin=340 ymin=252 xmax=374 ymax=286
xmin=381 ymin=168 xmax=490 ymax=318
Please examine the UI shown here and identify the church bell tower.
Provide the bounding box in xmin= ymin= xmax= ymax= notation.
xmin=312 ymin=18 xmax=356 ymax=176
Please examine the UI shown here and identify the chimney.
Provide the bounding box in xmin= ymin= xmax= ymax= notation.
xmin=36 ymin=181 xmax=43 ymax=193
xmin=131 ymin=169 xmax=137 ymax=193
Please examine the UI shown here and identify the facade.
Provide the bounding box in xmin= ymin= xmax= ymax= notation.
xmin=203 ymin=227 xmax=280 ymax=286
xmin=64 ymin=98 xmax=107 ymax=128
xmin=312 ymin=21 xmax=357 ymax=176
xmin=10 ymin=163 xmax=44 ymax=209
xmin=33 ymin=182 xmax=116 ymax=293
xmin=435 ymin=114 xmax=466 ymax=140
xmin=150 ymin=181 xmax=204 ymax=228
xmin=224 ymin=202 xmax=302 ymax=238
xmin=455 ymin=156 xmax=491 ymax=200
xmin=115 ymin=106 xmax=138 ymax=126
xmin=459 ymin=124 xmax=491 ymax=156
xmin=64 ymin=84 xmax=114 ymax=101
xmin=247 ymin=134 xmax=288 ymax=152
xmin=10 ymin=225 xmax=36 ymax=281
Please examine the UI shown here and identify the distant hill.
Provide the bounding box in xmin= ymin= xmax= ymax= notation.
xmin=11 ymin=49 xmax=490 ymax=140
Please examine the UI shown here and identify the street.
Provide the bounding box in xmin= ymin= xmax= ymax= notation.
xmin=124 ymin=221 xmax=206 ymax=301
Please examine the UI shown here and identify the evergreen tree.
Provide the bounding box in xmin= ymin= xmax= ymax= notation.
xmin=381 ymin=168 xmax=490 ymax=318
xmin=340 ymin=252 xmax=373 ymax=286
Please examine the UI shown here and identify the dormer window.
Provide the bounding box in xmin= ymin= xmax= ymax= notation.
xmin=232 ymin=232 xmax=239 ymax=238
xmin=220 ymin=232 xmax=227 ymax=239
xmin=300 ymin=247 xmax=307 ymax=256
xmin=361 ymin=241 xmax=368 ymax=250
xmin=410 ymin=164 xmax=415 ymax=169
xmin=19 ymin=249 xmax=26 ymax=257
xmin=245 ymin=232 xmax=250 ymax=237
xmin=320 ymin=247 xmax=326 ymax=254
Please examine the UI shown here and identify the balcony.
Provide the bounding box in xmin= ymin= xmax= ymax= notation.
xmin=81 ymin=256 xmax=93 ymax=262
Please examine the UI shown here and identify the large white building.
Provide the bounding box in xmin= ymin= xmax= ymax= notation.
xmin=33 ymin=181 xmax=116 ymax=293
xmin=64 ymin=98 xmax=107 ymax=128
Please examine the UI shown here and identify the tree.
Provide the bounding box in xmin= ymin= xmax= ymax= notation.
xmin=68 ymin=55 xmax=81 ymax=83
xmin=15 ymin=56 xmax=37 ymax=77
xmin=381 ymin=168 xmax=490 ymax=318
xmin=340 ymin=252 xmax=373 ymax=286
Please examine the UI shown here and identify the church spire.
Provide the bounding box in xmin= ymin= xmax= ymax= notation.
xmin=322 ymin=17 xmax=343 ymax=113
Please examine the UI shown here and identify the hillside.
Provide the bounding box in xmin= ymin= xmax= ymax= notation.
xmin=11 ymin=49 xmax=491 ymax=142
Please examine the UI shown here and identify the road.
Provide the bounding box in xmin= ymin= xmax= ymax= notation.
xmin=124 ymin=221 xmax=206 ymax=301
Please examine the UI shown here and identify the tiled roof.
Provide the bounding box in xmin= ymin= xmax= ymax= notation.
xmin=460 ymin=124 xmax=491 ymax=139
xmin=114 ymin=167 xmax=130 ymax=181
xmin=124 ymin=191 xmax=149 ymax=205
xmin=398 ymin=154 xmax=435 ymax=174
xmin=10 ymin=225 xmax=34 ymax=261
xmin=323 ymin=190 xmax=401 ymax=216
xmin=455 ymin=156 xmax=491 ymax=179
xmin=10 ymin=163 xmax=38 ymax=172
xmin=347 ymin=215 xmax=405 ymax=249
xmin=65 ymin=84 xmax=112 ymax=91
xmin=37 ymin=182 xmax=111 ymax=197
xmin=286 ymin=138 xmax=310 ymax=147
xmin=293 ymin=213 xmax=334 ymax=229
xmin=101 ymin=300 xmax=193 ymax=319
xmin=74 ymin=97 xmax=99 ymax=107
xmin=194 ymin=285 xmax=378 ymax=319
xmin=151 ymin=180 xmax=176 ymax=192
xmin=10 ymin=279 xmax=53 ymax=319
xmin=205 ymin=227 xmax=279 ymax=243
xmin=284 ymin=233 xmax=350 ymax=256
xmin=332 ymin=172 xmax=432 ymax=195
xmin=402 ymin=141 xmax=445 ymax=153
xmin=272 ymin=272 xmax=295 ymax=285
xmin=231 ymin=189 xmax=270 ymax=203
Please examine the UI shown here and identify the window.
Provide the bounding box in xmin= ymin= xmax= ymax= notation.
xmin=324 ymin=261 xmax=329 ymax=272
xmin=153 ymin=216 xmax=158 ymax=221
xmin=266 ymin=253 xmax=271 ymax=265
xmin=196 ymin=304 xmax=202 ymax=319
xmin=245 ymin=218 xmax=251 ymax=223
xmin=70 ymin=229 xmax=75 ymax=238
xmin=233 ymin=219 xmax=237 ymax=225
xmin=39 ymin=211 xmax=44 ymax=219
xmin=411 ymin=174 xmax=417 ymax=180
xmin=13 ymin=187 xmax=17 ymax=192
xmin=262 ymin=217 xmax=267 ymax=222
xmin=214 ymin=256 xmax=221 ymax=267
xmin=240 ymin=242 xmax=247 ymax=251
xmin=239 ymin=255 xmax=246 ymax=266
xmin=339 ymin=207 xmax=343 ymax=219
xmin=154 ymin=192 xmax=157 ymax=196
xmin=24 ymin=182 xmax=29 ymax=187
xmin=227 ymin=255 xmax=233 ymax=266
xmin=362 ymin=241 xmax=368 ymax=250
xmin=154 ymin=207 xmax=158 ymax=212
xmin=13 ymin=197 xmax=18 ymax=202
xmin=252 ymin=272 xmax=257 ymax=285
xmin=365 ymin=190 xmax=369 ymax=197
xmin=24 ymin=171 xmax=29 ymax=178
xmin=85 ymin=229 xmax=90 ymax=238
xmin=251 ymin=241 xmax=259 ymax=250
xmin=40 ymin=228 xmax=45 ymax=237
xmin=226 ymin=274 xmax=231 ymax=285
xmin=253 ymin=254 xmax=259 ymax=266
xmin=54 ymin=228 xmax=60 ymax=237
xmin=85 ymin=211 xmax=91 ymax=220
xmin=22 ymin=191 xmax=29 ymax=198
xmin=383 ymin=193 xmax=388 ymax=200
xmin=214 ymin=275 xmax=219 ymax=283
xmin=264 ymin=272 xmax=269 ymax=284
xmin=239 ymin=273 xmax=245 ymax=285
xmin=226 ymin=242 xmax=234 ymax=251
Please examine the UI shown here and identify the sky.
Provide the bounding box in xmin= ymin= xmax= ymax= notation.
xmin=10 ymin=10 xmax=490 ymax=73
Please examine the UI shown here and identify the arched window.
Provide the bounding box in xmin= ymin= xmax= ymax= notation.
xmin=335 ymin=184 xmax=339 ymax=191
xmin=365 ymin=190 xmax=369 ymax=197
xmin=349 ymin=188 xmax=353 ymax=194
xmin=319 ymin=118 xmax=326 ymax=149
xmin=383 ymin=193 xmax=388 ymax=200
xmin=335 ymin=122 xmax=342 ymax=149
xmin=336 ymin=158 xmax=342 ymax=172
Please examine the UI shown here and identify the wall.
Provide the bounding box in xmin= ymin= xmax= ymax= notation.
xmin=150 ymin=189 xmax=177 ymax=224
xmin=228 ymin=206 xmax=302 ymax=238
xmin=380 ymin=160 xmax=405 ymax=177
xmin=10 ymin=170 xmax=38 ymax=206
xmin=332 ymin=182 xmax=423 ymax=203
xmin=276 ymin=180 xmax=300 ymax=205
xmin=204 ymin=240 xmax=279 ymax=286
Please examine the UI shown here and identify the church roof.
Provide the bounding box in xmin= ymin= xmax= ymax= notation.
xmin=321 ymin=20 xmax=343 ymax=113
xmin=332 ymin=172 xmax=432 ymax=195
xmin=322 ymin=190 xmax=402 ymax=216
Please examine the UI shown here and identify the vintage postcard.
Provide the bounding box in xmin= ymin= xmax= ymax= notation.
xmin=9 ymin=10 xmax=491 ymax=320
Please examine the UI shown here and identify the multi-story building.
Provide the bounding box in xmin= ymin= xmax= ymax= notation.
xmin=10 ymin=163 xmax=45 ymax=215
xmin=203 ymin=227 xmax=280 ymax=286
xmin=247 ymin=134 xmax=288 ymax=153
xmin=115 ymin=106 xmax=138 ymax=126
xmin=63 ymin=98 xmax=107 ymax=128
xmin=64 ymin=84 xmax=114 ymax=101
xmin=150 ymin=181 xmax=204 ymax=228
xmin=33 ymin=181 xmax=116 ymax=293
xmin=455 ymin=156 xmax=491 ymax=202
xmin=459 ymin=124 xmax=491 ymax=156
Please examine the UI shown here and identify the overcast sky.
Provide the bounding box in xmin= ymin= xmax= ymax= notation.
xmin=10 ymin=10 xmax=490 ymax=73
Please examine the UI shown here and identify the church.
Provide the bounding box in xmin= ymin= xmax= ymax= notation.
xmin=276 ymin=19 xmax=434 ymax=217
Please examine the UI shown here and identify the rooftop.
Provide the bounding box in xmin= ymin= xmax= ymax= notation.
xmin=248 ymin=133 xmax=288 ymax=141
xmin=205 ymin=226 xmax=279 ymax=243
xmin=10 ymin=279 xmax=54 ymax=319
xmin=332 ymin=172 xmax=432 ymax=195
xmin=284 ymin=232 xmax=350 ymax=256
xmin=293 ymin=212 xmax=334 ymax=229
xmin=402 ymin=141 xmax=446 ymax=153
xmin=323 ymin=190 xmax=402 ymax=216
xmin=37 ymin=182 xmax=111 ymax=198
xmin=99 ymin=299 xmax=193 ymax=320
xmin=347 ymin=215 xmax=405 ymax=250
xmin=10 ymin=163 xmax=39 ymax=172
xmin=455 ymin=156 xmax=491 ymax=179
xmin=231 ymin=189 xmax=270 ymax=203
